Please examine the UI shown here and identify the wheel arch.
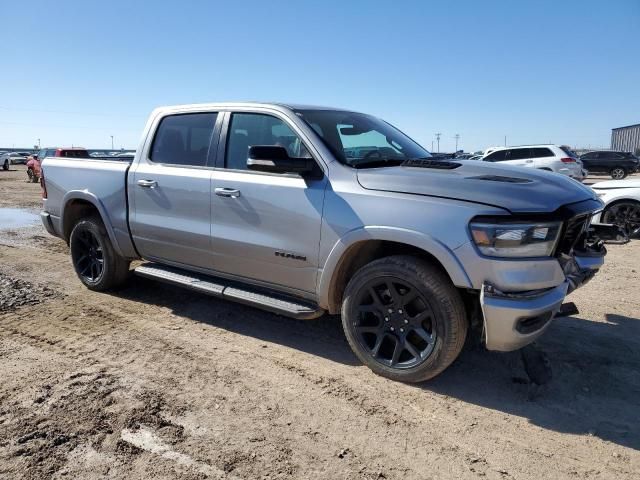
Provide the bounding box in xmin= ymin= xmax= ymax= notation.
xmin=318 ymin=228 xmax=472 ymax=314
xmin=61 ymin=192 xmax=124 ymax=257
xmin=604 ymin=196 xmax=640 ymax=210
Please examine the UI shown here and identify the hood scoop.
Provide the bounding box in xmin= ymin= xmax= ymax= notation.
xmin=468 ymin=174 xmax=532 ymax=184
xmin=403 ymin=159 xmax=461 ymax=170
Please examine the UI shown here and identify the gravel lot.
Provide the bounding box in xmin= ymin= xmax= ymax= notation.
xmin=1 ymin=165 xmax=639 ymax=480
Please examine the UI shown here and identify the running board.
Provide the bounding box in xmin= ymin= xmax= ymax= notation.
xmin=134 ymin=263 xmax=324 ymax=320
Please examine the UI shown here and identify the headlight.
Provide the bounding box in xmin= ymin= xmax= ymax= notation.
xmin=470 ymin=221 xmax=562 ymax=258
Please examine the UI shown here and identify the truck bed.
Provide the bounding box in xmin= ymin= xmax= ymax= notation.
xmin=41 ymin=157 xmax=137 ymax=258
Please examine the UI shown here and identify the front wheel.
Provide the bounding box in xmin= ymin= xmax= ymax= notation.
xmin=70 ymin=215 xmax=130 ymax=291
xmin=341 ymin=255 xmax=468 ymax=382
xmin=2 ymin=160 xmax=8 ymax=171
xmin=610 ymin=167 xmax=627 ymax=180
xmin=602 ymin=201 xmax=640 ymax=238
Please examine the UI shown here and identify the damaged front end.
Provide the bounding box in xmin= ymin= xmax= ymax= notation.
xmin=480 ymin=208 xmax=612 ymax=352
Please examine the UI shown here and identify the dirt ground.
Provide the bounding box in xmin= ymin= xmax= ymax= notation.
xmin=0 ymin=164 xmax=639 ymax=480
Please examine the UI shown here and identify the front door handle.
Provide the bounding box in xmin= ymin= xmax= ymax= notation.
xmin=215 ymin=187 xmax=241 ymax=198
xmin=137 ymin=179 xmax=158 ymax=188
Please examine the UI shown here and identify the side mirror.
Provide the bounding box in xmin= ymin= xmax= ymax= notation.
xmin=247 ymin=146 xmax=316 ymax=175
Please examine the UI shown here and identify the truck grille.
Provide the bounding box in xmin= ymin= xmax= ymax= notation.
xmin=557 ymin=214 xmax=589 ymax=255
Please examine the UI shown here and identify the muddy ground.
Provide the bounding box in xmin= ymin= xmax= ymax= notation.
xmin=0 ymin=164 xmax=639 ymax=480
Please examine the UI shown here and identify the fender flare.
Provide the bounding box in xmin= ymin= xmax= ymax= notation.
xmin=61 ymin=190 xmax=125 ymax=258
xmin=317 ymin=226 xmax=473 ymax=309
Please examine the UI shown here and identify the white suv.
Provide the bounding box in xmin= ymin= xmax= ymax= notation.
xmin=481 ymin=145 xmax=587 ymax=181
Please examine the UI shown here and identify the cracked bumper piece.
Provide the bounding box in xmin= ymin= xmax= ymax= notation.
xmin=481 ymin=282 xmax=568 ymax=351
xmin=481 ymin=249 xmax=604 ymax=351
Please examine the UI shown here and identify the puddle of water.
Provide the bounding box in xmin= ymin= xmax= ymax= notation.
xmin=0 ymin=208 xmax=40 ymax=229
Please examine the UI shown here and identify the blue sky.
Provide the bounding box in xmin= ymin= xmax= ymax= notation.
xmin=1 ymin=0 xmax=639 ymax=152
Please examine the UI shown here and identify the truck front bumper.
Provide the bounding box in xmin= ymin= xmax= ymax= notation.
xmin=480 ymin=250 xmax=604 ymax=352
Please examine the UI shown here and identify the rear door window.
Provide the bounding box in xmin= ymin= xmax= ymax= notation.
xmin=507 ymin=148 xmax=531 ymax=160
xmin=484 ymin=150 xmax=507 ymax=162
xmin=150 ymin=113 xmax=218 ymax=166
xmin=62 ymin=150 xmax=89 ymax=158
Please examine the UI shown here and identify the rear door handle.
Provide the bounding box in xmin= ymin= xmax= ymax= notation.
xmin=137 ymin=179 xmax=158 ymax=188
xmin=215 ymin=187 xmax=241 ymax=198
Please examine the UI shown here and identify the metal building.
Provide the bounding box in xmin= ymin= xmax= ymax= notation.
xmin=611 ymin=123 xmax=640 ymax=155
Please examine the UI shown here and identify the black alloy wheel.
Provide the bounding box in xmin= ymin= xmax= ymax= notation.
xmin=71 ymin=228 xmax=105 ymax=283
xmin=602 ymin=201 xmax=640 ymax=238
xmin=352 ymin=277 xmax=438 ymax=369
xmin=342 ymin=255 xmax=467 ymax=382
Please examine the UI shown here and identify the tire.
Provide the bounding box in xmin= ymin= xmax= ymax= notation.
xmin=341 ymin=255 xmax=467 ymax=382
xmin=610 ymin=167 xmax=627 ymax=180
xmin=69 ymin=215 xmax=130 ymax=291
xmin=2 ymin=160 xmax=8 ymax=171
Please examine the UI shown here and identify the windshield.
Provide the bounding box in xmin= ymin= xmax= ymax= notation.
xmin=295 ymin=109 xmax=430 ymax=167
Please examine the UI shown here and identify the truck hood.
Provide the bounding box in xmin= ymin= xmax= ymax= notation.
xmin=356 ymin=160 xmax=597 ymax=213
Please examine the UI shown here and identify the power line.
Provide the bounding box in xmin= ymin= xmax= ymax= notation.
xmin=0 ymin=106 xmax=145 ymax=119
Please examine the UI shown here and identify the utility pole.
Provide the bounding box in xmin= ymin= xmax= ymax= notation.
xmin=435 ymin=133 xmax=441 ymax=153
xmin=454 ymin=134 xmax=460 ymax=152
xmin=431 ymin=140 xmax=434 ymax=151
xmin=110 ymin=135 xmax=114 ymax=150
xmin=504 ymin=135 xmax=507 ymax=147
xmin=37 ymin=138 xmax=41 ymax=149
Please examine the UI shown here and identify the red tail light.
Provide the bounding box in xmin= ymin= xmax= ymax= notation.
xmin=41 ymin=170 xmax=47 ymax=199
xmin=560 ymin=157 xmax=576 ymax=163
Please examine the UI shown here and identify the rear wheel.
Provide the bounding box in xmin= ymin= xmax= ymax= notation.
xmin=602 ymin=201 xmax=640 ymax=238
xmin=341 ymin=255 xmax=467 ymax=382
xmin=69 ymin=215 xmax=130 ymax=291
xmin=610 ymin=167 xmax=627 ymax=180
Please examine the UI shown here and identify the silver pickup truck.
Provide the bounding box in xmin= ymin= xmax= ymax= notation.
xmin=40 ymin=102 xmax=607 ymax=382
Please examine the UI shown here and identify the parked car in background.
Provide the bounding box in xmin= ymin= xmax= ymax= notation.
xmin=1 ymin=152 xmax=30 ymax=170
xmin=481 ymin=144 xmax=587 ymax=181
xmin=579 ymin=150 xmax=639 ymax=179
xmin=591 ymin=178 xmax=640 ymax=238
xmin=40 ymin=101 xmax=607 ymax=383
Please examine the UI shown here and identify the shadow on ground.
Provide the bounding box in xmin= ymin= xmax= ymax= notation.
xmin=428 ymin=313 xmax=640 ymax=451
xmin=115 ymin=276 xmax=359 ymax=366
xmin=115 ymin=277 xmax=640 ymax=451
